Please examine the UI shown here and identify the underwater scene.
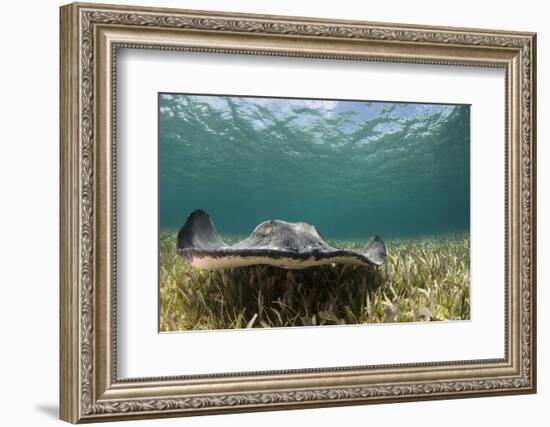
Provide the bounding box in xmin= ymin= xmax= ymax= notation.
xmin=159 ymin=93 xmax=470 ymax=331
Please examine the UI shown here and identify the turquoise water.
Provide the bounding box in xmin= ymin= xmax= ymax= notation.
xmin=159 ymin=94 xmax=469 ymax=240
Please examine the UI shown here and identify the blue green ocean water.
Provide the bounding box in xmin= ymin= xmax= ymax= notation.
xmin=159 ymin=94 xmax=469 ymax=240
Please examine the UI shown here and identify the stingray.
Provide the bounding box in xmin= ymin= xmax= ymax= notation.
xmin=176 ymin=209 xmax=386 ymax=270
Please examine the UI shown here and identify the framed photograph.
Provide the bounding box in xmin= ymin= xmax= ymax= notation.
xmin=60 ymin=2 xmax=537 ymax=423
xmin=159 ymin=93 xmax=470 ymax=332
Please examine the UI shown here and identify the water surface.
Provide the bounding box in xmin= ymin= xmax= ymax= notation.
xmin=159 ymin=94 xmax=470 ymax=240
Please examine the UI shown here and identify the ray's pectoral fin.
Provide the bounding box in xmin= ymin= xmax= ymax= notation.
xmin=361 ymin=235 xmax=387 ymax=266
xmin=177 ymin=209 xmax=227 ymax=255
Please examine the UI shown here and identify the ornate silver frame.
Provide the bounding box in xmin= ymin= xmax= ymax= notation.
xmin=60 ymin=2 xmax=537 ymax=423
